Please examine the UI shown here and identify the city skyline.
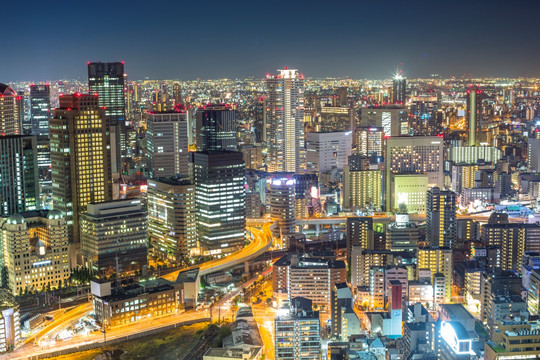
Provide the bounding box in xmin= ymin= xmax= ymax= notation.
xmin=3 ymin=0 xmax=540 ymax=82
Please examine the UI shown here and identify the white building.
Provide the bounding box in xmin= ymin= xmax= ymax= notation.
xmin=306 ymin=131 xmax=352 ymax=173
xmin=265 ymin=69 xmax=305 ymax=173
xmin=146 ymin=111 xmax=189 ymax=178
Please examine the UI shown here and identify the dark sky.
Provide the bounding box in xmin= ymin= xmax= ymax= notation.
xmin=3 ymin=0 xmax=540 ymax=82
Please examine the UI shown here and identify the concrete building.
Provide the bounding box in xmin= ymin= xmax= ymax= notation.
xmin=239 ymin=144 xmax=264 ymax=170
xmin=343 ymin=167 xmax=383 ymax=211
xmin=528 ymin=137 xmax=540 ymax=171
xmin=80 ymin=200 xmax=148 ymax=276
xmin=485 ymin=322 xmax=540 ymax=360
xmin=386 ymin=214 xmax=420 ymax=252
xmin=391 ymin=174 xmax=429 ymax=213
xmin=265 ymin=69 xmax=305 ymax=173
xmin=268 ymin=174 xmax=296 ymax=243
xmin=331 ymin=283 xmax=361 ymax=340
xmin=305 ymin=131 xmax=352 ymax=173
xmin=418 ymin=247 xmax=452 ymax=303
xmin=146 ymin=111 xmax=189 ymax=178
xmin=272 ymin=254 xmax=346 ymax=310
xmin=147 ymin=178 xmax=197 ymax=263
xmin=346 ymin=217 xmax=374 ymax=260
xmin=359 ymin=106 xmax=408 ymax=137
xmin=354 ymin=126 xmax=384 ymax=157
xmin=1 ymin=210 xmax=69 ymax=295
xmin=274 ymin=297 xmax=320 ymax=360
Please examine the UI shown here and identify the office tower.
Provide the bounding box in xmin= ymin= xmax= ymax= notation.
xmin=481 ymin=221 xmax=540 ymax=271
xmin=293 ymin=173 xmax=318 ymax=218
xmin=387 ymin=214 xmax=420 ymax=252
xmin=337 ymin=86 xmax=348 ymax=106
xmin=466 ymin=86 xmax=483 ymax=146
xmin=346 ymin=217 xmax=374 ymax=261
xmin=50 ymin=94 xmax=112 ymax=245
xmin=37 ymin=135 xmax=52 ymax=208
xmin=343 ymin=166 xmax=383 ymax=211
xmin=195 ymin=104 xmax=237 ymax=152
xmin=359 ymin=106 xmax=408 ymax=137
xmin=409 ymin=93 xmax=440 ymax=136
xmin=391 ymin=174 xmax=429 ymax=213
xmin=172 ymin=83 xmax=182 ymax=106
xmin=354 ymin=126 xmax=384 ymax=157
xmin=146 ymin=111 xmax=189 ymax=178
xmin=0 ymin=136 xmax=39 ymax=216
xmin=239 ymin=144 xmax=264 ymax=170
xmin=528 ymin=138 xmax=540 ymax=171
xmin=274 ymin=297 xmax=320 ymax=360
xmin=0 ymin=83 xmax=19 ymax=135
xmin=417 ymin=247 xmax=452 ymax=302
xmin=426 ymin=187 xmax=457 ymax=248
xmin=190 ymin=151 xmax=245 ymax=255
xmin=318 ymin=106 xmax=354 ymax=132
xmin=392 ymin=74 xmax=406 ymax=104
xmin=147 ymin=178 xmax=197 ymax=263
xmin=265 ymin=68 xmax=305 ymax=173
xmin=272 ymin=254 xmax=346 ymax=309
xmin=331 ymin=283 xmax=361 ymax=340
xmin=88 ymin=62 xmax=126 ymax=173
xmin=0 ymin=289 xmax=20 ymax=353
xmin=305 ymin=131 xmax=352 ymax=173
xmin=29 ymin=84 xmax=51 ymax=136
xmin=80 ymin=200 xmax=148 ymax=276
xmin=386 ymin=136 xmax=444 ymax=210
xmin=1 ymin=210 xmax=69 ymax=295
xmin=268 ymin=174 xmax=296 ymax=243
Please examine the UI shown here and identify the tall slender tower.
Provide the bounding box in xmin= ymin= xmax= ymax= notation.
xmin=88 ymin=62 xmax=125 ymax=174
xmin=50 ymin=94 xmax=112 ymax=248
xmin=426 ymin=187 xmax=457 ymax=248
xmin=265 ymin=68 xmax=305 ymax=173
xmin=392 ymin=74 xmax=406 ymax=104
xmin=467 ymin=86 xmax=483 ymax=146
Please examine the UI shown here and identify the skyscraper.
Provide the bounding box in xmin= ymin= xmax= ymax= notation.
xmin=147 ymin=178 xmax=197 ymax=263
xmin=467 ymin=86 xmax=483 ymax=146
xmin=265 ymin=68 xmax=305 ymax=173
xmin=190 ymin=151 xmax=246 ymax=255
xmin=268 ymin=174 xmax=296 ymax=244
xmin=417 ymin=247 xmax=452 ymax=303
xmin=88 ymin=62 xmax=125 ymax=174
xmin=29 ymin=84 xmax=51 ymax=136
xmin=50 ymin=94 xmax=112 ymax=246
xmin=195 ymin=104 xmax=237 ymax=152
xmin=392 ymin=74 xmax=406 ymax=104
xmin=0 ymin=136 xmax=39 ymax=216
xmin=426 ymin=187 xmax=457 ymax=248
xmin=0 ymin=83 xmax=19 ymax=135
xmin=146 ymin=111 xmax=189 ymax=179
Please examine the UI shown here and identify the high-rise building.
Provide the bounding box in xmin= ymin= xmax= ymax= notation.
xmin=146 ymin=111 xmax=189 ymax=179
xmin=268 ymin=174 xmax=296 ymax=244
xmin=386 ymin=136 xmax=444 ymax=210
xmin=0 ymin=135 xmax=39 ymax=216
xmin=80 ymin=199 xmax=148 ymax=276
xmin=88 ymin=62 xmax=126 ymax=173
xmin=0 ymin=83 xmax=19 ymax=135
xmin=29 ymin=84 xmax=51 ymax=136
xmin=1 ymin=210 xmax=69 ymax=295
xmin=467 ymin=86 xmax=483 ymax=146
xmin=392 ymin=74 xmax=406 ymax=104
xmin=343 ymin=166 xmax=383 ymax=211
xmin=195 ymin=104 xmax=237 ymax=152
xmin=331 ymin=283 xmax=361 ymax=340
xmin=418 ymin=247 xmax=452 ymax=302
xmin=265 ymin=68 xmax=305 ymax=173
xmin=354 ymin=126 xmax=384 ymax=157
xmin=147 ymin=178 xmax=197 ymax=263
xmin=305 ymin=131 xmax=352 ymax=173
xmin=274 ymin=297 xmax=320 ymax=360
xmin=50 ymin=94 xmax=112 ymax=246
xmin=426 ymin=187 xmax=457 ymax=248
xmin=346 ymin=217 xmax=374 ymax=261
xmin=190 ymin=151 xmax=245 ymax=255
xmin=16 ymin=91 xmax=28 ymax=135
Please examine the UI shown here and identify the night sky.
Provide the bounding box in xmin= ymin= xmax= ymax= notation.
xmin=3 ymin=0 xmax=540 ymax=82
